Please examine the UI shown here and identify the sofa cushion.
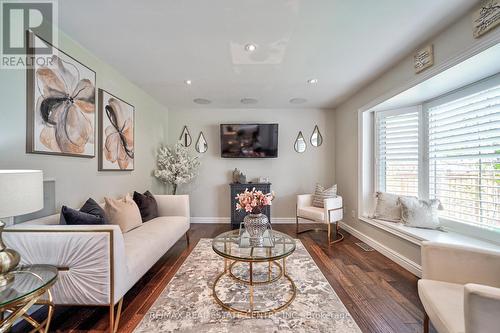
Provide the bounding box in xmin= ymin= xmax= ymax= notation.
xmin=418 ymin=279 xmax=465 ymax=333
xmin=133 ymin=191 xmax=159 ymax=222
xmin=122 ymin=216 xmax=189 ymax=285
xmin=104 ymin=194 xmax=142 ymax=233
xmin=297 ymin=206 xmax=324 ymax=222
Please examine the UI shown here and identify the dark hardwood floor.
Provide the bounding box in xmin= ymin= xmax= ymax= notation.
xmin=17 ymin=223 xmax=435 ymax=333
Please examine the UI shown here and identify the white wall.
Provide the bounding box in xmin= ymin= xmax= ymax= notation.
xmin=0 ymin=31 xmax=168 ymax=210
xmin=334 ymin=8 xmax=500 ymax=268
xmin=167 ymin=108 xmax=335 ymax=218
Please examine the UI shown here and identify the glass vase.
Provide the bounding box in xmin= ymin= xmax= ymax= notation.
xmin=243 ymin=213 xmax=269 ymax=247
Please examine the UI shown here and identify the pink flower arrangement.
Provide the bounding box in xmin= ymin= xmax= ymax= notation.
xmin=236 ymin=188 xmax=275 ymax=214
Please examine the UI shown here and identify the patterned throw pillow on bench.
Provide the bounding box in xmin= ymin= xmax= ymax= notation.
xmin=373 ymin=192 xmax=406 ymax=222
xmin=399 ymin=197 xmax=443 ymax=229
xmin=372 ymin=192 xmax=443 ymax=229
xmin=372 ymin=192 xmax=420 ymax=223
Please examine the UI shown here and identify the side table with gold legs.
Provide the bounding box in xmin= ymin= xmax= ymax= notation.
xmin=212 ymin=230 xmax=296 ymax=316
xmin=0 ymin=265 xmax=58 ymax=333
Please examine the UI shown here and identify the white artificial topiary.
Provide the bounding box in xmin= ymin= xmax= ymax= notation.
xmin=154 ymin=142 xmax=200 ymax=194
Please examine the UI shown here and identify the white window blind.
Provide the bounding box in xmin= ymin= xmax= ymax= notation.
xmin=428 ymin=84 xmax=500 ymax=228
xmin=376 ymin=110 xmax=419 ymax=196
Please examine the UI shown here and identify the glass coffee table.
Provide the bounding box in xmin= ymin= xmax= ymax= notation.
xmin=0 ymin=265 xmax=58 ymax=332
xmin=212 ymin=229 xmax=296 ymax=315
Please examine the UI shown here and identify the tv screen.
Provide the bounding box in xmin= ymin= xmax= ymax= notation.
xmin=220 ymin=124 xmax=278 ymax=158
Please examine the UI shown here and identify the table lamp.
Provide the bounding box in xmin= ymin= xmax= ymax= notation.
xmin=0 ymin=170 xmax=43 ymax=287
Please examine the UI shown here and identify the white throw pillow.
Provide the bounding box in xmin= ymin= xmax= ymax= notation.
xmin=372 ymin=192 xmax=405 ymax=222
xmin=312 ymin=183 xmax=337 ymax=208
xmin=398 ymin=197 xmax=442 ymax=229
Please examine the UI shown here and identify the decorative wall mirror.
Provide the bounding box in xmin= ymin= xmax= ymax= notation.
xmin=179 ymin=126 xmax=192 ymax=147
xmin=195 ymin=132 xmax=208 ymax=153
xmin=310 ymin=125 xmax=323 ymax=147
xmin=294 ymin=131 xmax=306 ymax=153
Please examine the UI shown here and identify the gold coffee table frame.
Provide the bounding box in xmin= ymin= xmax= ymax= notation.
xmin=0 ymin=265 xmax=57 ymax=333
xmin=212 ymin=230 xmax=296 ymax=316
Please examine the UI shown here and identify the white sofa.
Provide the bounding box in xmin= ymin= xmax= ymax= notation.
xmin=3 ymin=194 xmax=190 ymax=333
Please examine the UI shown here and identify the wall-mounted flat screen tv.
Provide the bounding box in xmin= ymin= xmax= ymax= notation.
xmin=220 ymin=124 xmax=278 ymax=158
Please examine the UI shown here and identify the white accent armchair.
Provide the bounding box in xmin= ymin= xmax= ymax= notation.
xmin=418 ymin=241 xmax=500 ymax=333
xmin=296 ymin=194 xmax=344 ymax=244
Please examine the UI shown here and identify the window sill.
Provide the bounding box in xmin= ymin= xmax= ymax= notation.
xmin=439 ymin=217 xmax=500 ymax=247
xmin=359 ymin=216 xmax=500 ymax=251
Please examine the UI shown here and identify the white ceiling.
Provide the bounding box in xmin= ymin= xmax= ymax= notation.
xmin=58 ymin=0 xmax=478 ymax=109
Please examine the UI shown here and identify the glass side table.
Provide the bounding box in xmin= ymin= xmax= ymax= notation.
xmin=0 ymin=264 xmax=58 ymax=333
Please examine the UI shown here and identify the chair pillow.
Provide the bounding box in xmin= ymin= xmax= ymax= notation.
xmin=60 ymin=206 xmax=106 ymax=225
xmin=373 ymin=192 xmax=404 ymax=222
xmin=80 ymin=198 xmax=108 ymax=223
xmin=104 ymin=194 xmax=142 ymax=233
xmin=312 ymin=183 xmax=337 ymax=208
xmin=133 ymin=190 xmax=159 ymax=222
xmin=398 ymin=197 xmax=442 ymax=229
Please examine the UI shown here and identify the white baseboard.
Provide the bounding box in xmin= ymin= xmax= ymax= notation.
xmin=272 ymin=218 xmax=296 ymax=224
xmin=191 ymin=217 xmax=230 ymax=224
xmin=340 ymin=222 xmax=422 ymax=277
xmin=190 ymin=217 xmax=296 ymax=224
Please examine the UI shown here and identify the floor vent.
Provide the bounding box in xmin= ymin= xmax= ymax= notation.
xmin=356 ymin=242 xmax=375 ymax=252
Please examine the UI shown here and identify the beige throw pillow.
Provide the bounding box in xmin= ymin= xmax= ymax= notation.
xmin=398 ymin=197 xmax=442 ymax=229
xmin=373 ymin=192 xmax=404 ymax=222
xmin=104 ymin=194 xmax=142 ymax=233
xmin=312 ymin=183 xmax=337 ymax=208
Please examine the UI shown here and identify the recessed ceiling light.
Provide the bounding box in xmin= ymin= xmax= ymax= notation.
xmin=185 ymin=80 xmax=192 ymax=85
xmin=307 ymin=78 xmax=318 ymax=84
xmin=240 ymin=98 xmax=258 ymax=104
xmin=193 ymin=98 xmax=211 ymax=105
xmin=289 ymin=98 xmax=308 ymax=104
xmin=244 ymin=43 xmax=257 ymax=52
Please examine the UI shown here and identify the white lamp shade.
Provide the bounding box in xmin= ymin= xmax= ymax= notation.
xmin=0 ymin=170 xmax=44 ymax=218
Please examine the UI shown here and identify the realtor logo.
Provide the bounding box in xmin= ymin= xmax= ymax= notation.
xmin=1 ymin=0 xmax=57 ymax=69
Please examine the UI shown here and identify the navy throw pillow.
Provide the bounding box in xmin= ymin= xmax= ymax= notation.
xmin=80 ymin=198 xmax=108 ymax=224
xmin=133 ymin=191 xmax=159 ymax=222
xmin=60 ymin=206 xmax=106 ymax=225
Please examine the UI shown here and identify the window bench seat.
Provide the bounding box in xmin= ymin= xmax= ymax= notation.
xmin=336 ymin=217 xmax=500 ymax=278
xmin=343 ymin=216 xmax=500 ymax=277
xmin=358 ymin=216 xmax=500 ymax=251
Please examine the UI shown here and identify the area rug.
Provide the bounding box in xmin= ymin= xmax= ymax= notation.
xmin=134 ymin=239 xmax=361 ymax=332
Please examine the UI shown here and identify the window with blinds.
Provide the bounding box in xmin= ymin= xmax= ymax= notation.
xmin=376 ymin=110 xmax=419 ymax=197
xmin=428 ymin=84 xmax=500 ymax=228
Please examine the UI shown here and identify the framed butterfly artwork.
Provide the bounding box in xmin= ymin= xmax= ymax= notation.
xmin=26 ymin=31 xmax=96 ymax=157
xmin=98 ymin=89 xmax=135 ymax=171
